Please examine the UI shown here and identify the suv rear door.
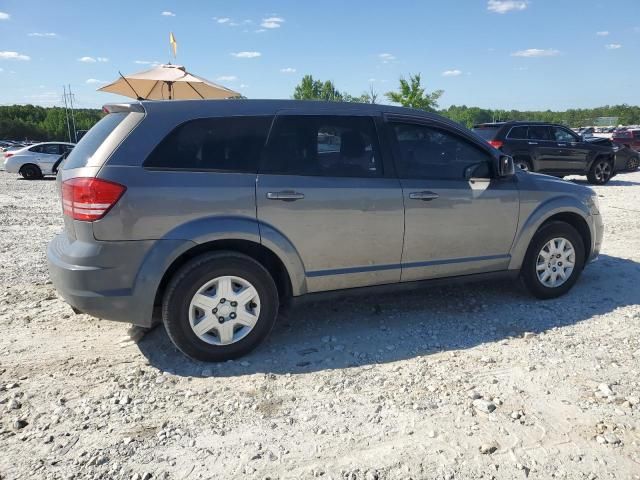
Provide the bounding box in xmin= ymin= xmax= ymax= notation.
xmin=526 ymin=125 xmax=560 ymax=172
xmin=551 ymin=125 xmax=588 ymax=172
xmin=256 ymin=113 xmax=404 ymax=293
xmin=386 ymin=117 xmax=519 ymax=281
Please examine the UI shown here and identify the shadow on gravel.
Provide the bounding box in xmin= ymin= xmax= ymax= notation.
xmin=138 ymin=254 xmax=640 ymax=378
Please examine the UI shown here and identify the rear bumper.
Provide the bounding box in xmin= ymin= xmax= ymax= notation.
xmin=47 ymin=233 xmax=157 ymax=327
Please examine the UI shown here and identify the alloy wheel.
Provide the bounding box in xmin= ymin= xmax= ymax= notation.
xmin=594 ymin=161 xmax=612 ymax=183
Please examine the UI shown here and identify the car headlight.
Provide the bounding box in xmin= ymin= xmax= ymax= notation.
xmin=587 ymin=194 xmax=601 ymax=215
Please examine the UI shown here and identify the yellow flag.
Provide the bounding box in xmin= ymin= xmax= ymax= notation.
xmin=169 ymin=32 xmax=177 ymax=58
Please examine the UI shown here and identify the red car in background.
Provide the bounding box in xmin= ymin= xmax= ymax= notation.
xmin=612 ymin=129 xmax=640 ymax=151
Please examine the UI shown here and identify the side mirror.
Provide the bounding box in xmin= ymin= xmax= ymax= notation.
xmin=497 ymin=155 xmax=515 ymax=177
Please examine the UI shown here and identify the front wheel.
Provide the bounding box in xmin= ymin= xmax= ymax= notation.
xmin=587 ymin=158 xmax=613 ymax=185
xmin=514 ymin=158 xmax=533 ymax=172
xmin=20 ymin=164 xmax=42 ymax=180
xmin=163 ymin=252 xmax=279 ymax=362
xmin=521 ymin=222 xmax=585 ymax=299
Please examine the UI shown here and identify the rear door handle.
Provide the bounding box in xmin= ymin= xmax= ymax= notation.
xmin=557 ymin=143 xmax=567 ymax=147
xmin=409 ymin=191 xmax=439 ymax=201
xmin=266 ymin=191 xmax=305 ymax=201
xmin=528 ymin=142 xmax=538 ymax=145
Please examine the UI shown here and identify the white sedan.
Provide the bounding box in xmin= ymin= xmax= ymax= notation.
xmin=3 ymin=142 xmax=75 ymax=179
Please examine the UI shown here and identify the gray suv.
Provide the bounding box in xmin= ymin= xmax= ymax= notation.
xmin=48 ymin=100 xmax=604 ymax=361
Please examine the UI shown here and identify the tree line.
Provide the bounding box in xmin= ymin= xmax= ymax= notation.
xmin=0 ymin=105 xmax=103 ymax=141
xmin=2 ymin=75 xmax=639 ymax=141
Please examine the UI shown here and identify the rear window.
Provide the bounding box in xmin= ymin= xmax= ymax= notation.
xmin=472 ymin=126 xmax=500 ymax=140
xmin=507 ymin=126 xmax=528 ymax=139
xmin=144 ymin=116 xmax=273 ymax=172
xmin=63 ymin=113 xmax=127 ymax=170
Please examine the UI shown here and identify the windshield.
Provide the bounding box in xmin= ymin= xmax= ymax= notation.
xmin=62 ymin=113 xmax=128 ymax=170
xmin=472 ymin=126 xmax=500 ymax=140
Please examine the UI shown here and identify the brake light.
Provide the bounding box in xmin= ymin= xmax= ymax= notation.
xmin=4 ymin=153 xmax=13 ymax=158
xmin=488 ymin=140 xmax=503 ymax=149
xmin=62 ymin=177 xmax=126 ymax=221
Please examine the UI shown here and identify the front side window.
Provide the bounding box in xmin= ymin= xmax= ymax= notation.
xmin=262 ymin=115 xmax=382 ymax=177
xmin=391 ymin=123 xmax=492 ymax=180
xmin=553 ymin=127 xmax=578 ymax=143
xmin=29 ymin=145 xmax=43 ymax=153
xmin=145 ymin=116 xmax=273 ymax=172
xmin=527 ymin=126 xmax=552 ymax=141
xmin=507 ymin=126 xmax=528 ymax=139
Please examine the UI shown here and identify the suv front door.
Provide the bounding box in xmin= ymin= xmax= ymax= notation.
xmin=551 ymin=126 xmax=588 ymax=172
xmin=387 ymin=118 xmax=519 ymax=281
xmin=526 ymin=125 xmax=562 ymax=172
xmin=256 ymin=114 xmax=404 ymax=293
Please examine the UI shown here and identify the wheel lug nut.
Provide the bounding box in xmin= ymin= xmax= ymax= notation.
xmin=231 ymin=301 xmax=238 ymax=307
xmin=220 ymin=298 xmax=226 ymax=304
xmin=552 ymin=267 xmax=557 ymax=272
xmin=230 ymin=312 xmax=236 ymax=319
xmin=212 ymin=308 xmax=217 ymax=314
xmin=218 ymin=316 xmax=225 ymax=323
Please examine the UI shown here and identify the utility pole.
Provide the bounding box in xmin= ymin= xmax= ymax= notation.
xmin=67 ymin=84 xmax=78 ymax=143
xmin=62 ymin=86 xmax=73 ymax=143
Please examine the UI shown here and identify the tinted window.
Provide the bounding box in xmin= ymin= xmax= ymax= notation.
xmin=145 ymin=116 xmax=273 ymax=172
xmin=527 ymin=126 xmax=552 ymax=141
xmin=262 ymin=115 xmax=382 ymax=177
xmin=392 ymin=123 xmax=492 ymax=180
xmin=634 ymin=131 xmax=640 ymax=138
xmin=553 ymin=127 xmax=578 ymax=142
xmin=40 ymin=144 xmax=60 ymax=155
xmin=507 ymin=126 xmax=528 ymax=139
xmin=64 ymin=113 xmax=128 ymax=170
xmin=472 ymin=126 xmax=500 ymax=140
xmin=29 ymin=145 xmax=43 ymax=153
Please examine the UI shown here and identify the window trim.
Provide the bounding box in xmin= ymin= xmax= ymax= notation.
xmin=258 ymin=113 xmax=387 ymax=179
xmin=386 ymin=119 xmax=496 ymax=181
xmin=142 ymin=115 xmax=275 ymax=173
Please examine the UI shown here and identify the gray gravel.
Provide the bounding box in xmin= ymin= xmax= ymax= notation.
xmin=0 ymin=170 xmax=639 ymax=479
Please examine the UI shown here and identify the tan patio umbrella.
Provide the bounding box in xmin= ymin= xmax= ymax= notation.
xmin=98 ymin=64 xmax=240 ymax=100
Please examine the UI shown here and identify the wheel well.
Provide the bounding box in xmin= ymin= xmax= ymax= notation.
xmin=154 ymin=239 xmax=292 ymax=310
xmin=541 ymin=213 xmax=591 ymax=259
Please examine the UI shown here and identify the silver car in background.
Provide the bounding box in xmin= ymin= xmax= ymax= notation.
xmin=4 ymin=141 xmax=75 ymax=179
xmin=47 ymin=100 xmax=604 ymax=361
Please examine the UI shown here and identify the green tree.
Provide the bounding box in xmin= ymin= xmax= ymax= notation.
xmin=293 ymin=75 xmax=344 ymax=102
xmin=385 ymin=73 xmax=443 ymax=112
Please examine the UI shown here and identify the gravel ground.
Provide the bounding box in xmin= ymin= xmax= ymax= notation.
xmin=0 ymin=170 xmax=639 ymax=480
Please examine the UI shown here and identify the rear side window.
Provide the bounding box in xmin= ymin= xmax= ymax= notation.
xmin=262 ymin=115 xmax=382 ymax=177
xmin=507 ymin=126 xmax=528 ymax=139
xmin=472 ymin=126 xmax=500 ymax=140
xmin=527 ymin=126 xmax=552 ymax=141
xmin=392 ymin=123 xmax=492 ymax=180
xmin=63 ymin=113 xmax=127 ymax=170
xmin=145 ymin=116 xmax=273 ymax=172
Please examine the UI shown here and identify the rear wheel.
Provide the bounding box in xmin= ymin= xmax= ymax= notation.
xmin=163 ymin=252 xmax=279 ymax=362
xmin=587 ymin=158 xmax=613 ymax=185
xmin=20 ymin=164 xmax=42 ymax=180
xmin=521 ymin=221 xmax=585 ymax=299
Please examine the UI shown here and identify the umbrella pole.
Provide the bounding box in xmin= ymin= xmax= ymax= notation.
xmin=119 ymin=71 xmax=144 ymax=100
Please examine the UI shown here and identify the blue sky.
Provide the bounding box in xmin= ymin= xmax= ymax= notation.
xmin=0 ymin=0 xmax=639 ymax=110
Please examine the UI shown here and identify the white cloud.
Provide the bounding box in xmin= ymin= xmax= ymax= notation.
xmin=239 ymin=84 xmax=248 ymax=88
xmin=442 ymin=69 xmax=463 ymax=77
xmin=0 ymin=12 xmax=9 ymax=20
xmin=261 ymin=16 xmax=285 ymax=29
xmin=0 ymin=68 xmax=3 ymax=72
xmin=134 ymin=60 xmax=161 ymax=65
xmin=378 ymin=53 xmax=396 ymax=63
xmin=596 ymin=31 xmax=609 ymax=36
xmin=605 ymin=43 xmax=622 ymax=50
xmin=254 ymin=29 xmax=267 ymax=33
xmin=28 ymin=32 xmax=58 ymax=37
xmin=0 ymin=51 xmax=30 ymax=61
xmin=216 ymin=17 xmax=230 ymax=23
xmin=78 ymin=56 xmax=108 ymax=63
xmin=216 ymin=75 xmax=237 ymax=81
xmin=280 ymin=67 xmax=296 ymax=73
xmin=487 ymin=0 xmax=528 ymax=14
xmin=511 ymin=48 xmax=560 ymax=57
xmin=161 ymin=11 xmax=175 ymax=16
xmin=86 ymin=78 xmax=107 ymax=84
xmin=231 ymin=51 xmax=261 ymax=58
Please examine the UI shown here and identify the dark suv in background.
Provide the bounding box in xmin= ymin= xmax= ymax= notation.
xmin=473 ymin=121 xmax=617 ymax=184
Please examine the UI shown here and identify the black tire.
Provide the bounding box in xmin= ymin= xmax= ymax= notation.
xmin=20 ymin=164 xmax=42 ymax=180
xmin=587 ymin=157 xmax=613 ymax=185
xmin=162 ymin=251 xmax=279 ymax=362
xmin=521 ymin=221 xmax=585 ymax=300
xmin=514 ymin=157 xmax=533 ymax=172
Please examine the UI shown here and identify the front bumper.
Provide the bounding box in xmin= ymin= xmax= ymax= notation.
xmin=589 ymin=213 xmax=603 ymax=262
xmin=47 ymin=233 xmax=157 ymax=326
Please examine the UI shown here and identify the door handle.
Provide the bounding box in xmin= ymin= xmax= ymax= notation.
xmin=528 ymin=142 xmax=538 ymax=145
xmin=557 ymin=143 xmax=567 ymax=147
xmin=266 ymin=191 xmax=305 ymax=201
xmin=409 ymin=191 xmax=439 ymax=201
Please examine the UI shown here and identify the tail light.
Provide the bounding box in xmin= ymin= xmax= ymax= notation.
xmin=62 ymin=177 xmax=126 ymax=221
xmin=4 ymin=153 xmax=13 ymax=158
xmin=488 ymin=140 xmax=504 ymax=149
